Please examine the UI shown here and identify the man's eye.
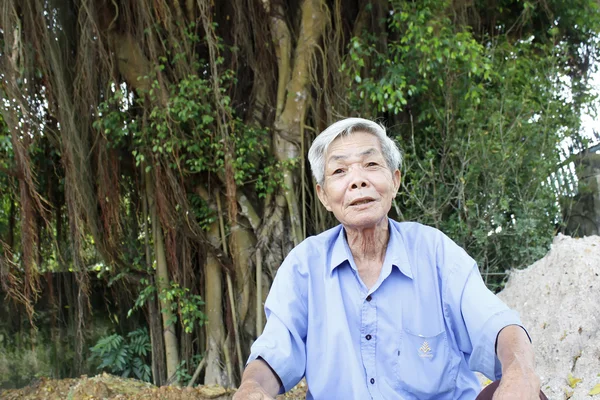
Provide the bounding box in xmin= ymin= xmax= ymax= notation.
xmin=333 ymin=169 xmax=344 ymax=174
xmin=366 ymin=162 xmax=378 ymax=167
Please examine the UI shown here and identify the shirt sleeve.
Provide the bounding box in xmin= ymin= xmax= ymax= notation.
xmin=246 ymin=251 xmax=308 ymax=393
xmin=440 ymin=234 xmax=526 ymax=380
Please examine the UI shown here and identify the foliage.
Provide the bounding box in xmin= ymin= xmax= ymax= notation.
xmin=344 ymin=0 xmax=600 ymax=288
xmin=160 ymin=282 xmax=207 ymax=333
xmin=171 ymin=354 xmax=204 ymax=386
xmin=0 ymin=114 xmax=14 ymax=248
xmin=0 ymin=114 xmax=11 ymax=166
xmin=129 ymin=279 xmax=207 ymax=334
xmin=0 ymin=317 xmax=107 ymax=389
xmin=93 ymin=74 xmax=280 ymax=198
xmin=0 ymin=339 xmax=53 ymax=389
xmin=89 ymin=328 xmax=152 ymax=382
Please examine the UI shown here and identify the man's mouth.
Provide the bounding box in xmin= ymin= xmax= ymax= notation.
xmin=349 ymin=198 xmax=375 ymax=206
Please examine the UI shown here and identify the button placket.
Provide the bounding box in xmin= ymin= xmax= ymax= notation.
xmin=361 ymin=293 xmax=377 ymax=393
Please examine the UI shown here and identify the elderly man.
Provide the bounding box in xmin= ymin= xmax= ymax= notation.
xmin=234 ymin=118 xmax=542 ymax=399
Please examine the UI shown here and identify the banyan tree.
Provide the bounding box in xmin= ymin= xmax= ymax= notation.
xmin=1 ymin=0 xmax=599 ymax=388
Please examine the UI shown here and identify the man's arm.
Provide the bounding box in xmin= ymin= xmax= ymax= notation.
xmin=493 ymin=325 xmax=541 ymax=399
xmin=233 ymin=359 xmax=282 ymax=399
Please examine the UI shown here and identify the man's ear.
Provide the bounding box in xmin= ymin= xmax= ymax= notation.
xmin=316 ymin=183 xmax=332 ymax=211
xmin=393 ymin=169 xmax=401 ymax=193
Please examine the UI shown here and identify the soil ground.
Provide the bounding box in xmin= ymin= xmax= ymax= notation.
xmin=0 ymin=373 xmax=308 ymax=400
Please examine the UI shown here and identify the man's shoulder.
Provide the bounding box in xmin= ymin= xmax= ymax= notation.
xmin=390 ymin=219 xmax=444 ymax=243
xmin=392 ymin=220 xmax=476 ymax=279
xmin=390 ymin=219 xmax=473 ymax=274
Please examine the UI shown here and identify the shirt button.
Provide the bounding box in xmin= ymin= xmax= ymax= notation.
xmin=366 ymin=295 xmax=372 ymax=302
xmin=366 ymin=334 xmax=372 ymax=340
xmin=370 ymin=378 xmax=375 ymax=384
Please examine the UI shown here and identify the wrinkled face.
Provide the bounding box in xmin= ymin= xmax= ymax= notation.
xmin=316 ymin=132 xmax=401 ymax=230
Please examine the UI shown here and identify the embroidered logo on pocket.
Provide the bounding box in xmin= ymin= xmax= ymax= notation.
xmin=418 ymin=341 xmax=433 ymax=359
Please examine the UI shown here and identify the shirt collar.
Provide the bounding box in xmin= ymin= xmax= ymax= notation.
xmin=329 ymin=219 xmax=413 ymax=279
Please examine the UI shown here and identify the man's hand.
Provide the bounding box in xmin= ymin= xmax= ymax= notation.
xmin=492 ymin=359 xmax=541 ymax=399
xmin=493 ymin=325 xmax=541 ymax=400
xmin=233 ymin=359 xmax=281 ymax=400
xmin=233 ymin=380 xmax=276 ymax=400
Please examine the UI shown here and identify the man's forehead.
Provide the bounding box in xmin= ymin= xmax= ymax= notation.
xmin=328 ymin=147 xmax=379 ymax=162
xmin=326 ymin=133 xmax=383 ymax=162
xmin=327 ymin=142 xmax=383 ymax=163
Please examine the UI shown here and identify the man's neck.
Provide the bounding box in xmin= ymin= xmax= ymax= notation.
xmin=345 ymin=220 xmax=389 ymax=266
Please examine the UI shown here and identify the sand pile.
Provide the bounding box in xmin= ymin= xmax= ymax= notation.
xmin=497 ymin=234 xmax=600 ymax=399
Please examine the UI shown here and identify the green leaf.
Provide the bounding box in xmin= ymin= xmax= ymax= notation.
xmin=568 ymin=373 xmax=581 ymax=388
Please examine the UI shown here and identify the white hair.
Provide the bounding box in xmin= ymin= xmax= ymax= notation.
xmin=308 ymin=118 xmax=402 ymax=185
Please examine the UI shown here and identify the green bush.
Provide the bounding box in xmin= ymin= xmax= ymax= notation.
xmin=0 ymin=338 xmax=53 ymax=389
xmin=89 ymin=328 xmax=152 ymax=382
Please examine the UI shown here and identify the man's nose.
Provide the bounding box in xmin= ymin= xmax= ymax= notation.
xmin=349 ymin=170 xmax=369 ymax=189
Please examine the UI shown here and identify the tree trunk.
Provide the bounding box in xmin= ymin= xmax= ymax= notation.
xmin=144 ymin=187 xmax=167 ymax=385
xmin=198 ymin=187 xmax=229 ymax=386
xmin=267 ymin=0 xmax=327 ymax=249
xmin=231 ymin=224 xmax=254 ymax=330
xmin=204 ymin=247 xmax=227 ymax=386
xmin=148 ymin=286 xmax=167 ymax=386
xmin=145 ymin=172 xmax=180 ymax=384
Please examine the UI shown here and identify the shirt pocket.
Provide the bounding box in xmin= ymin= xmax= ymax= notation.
xmin=395 ymin=328 xmax=459 ymax=399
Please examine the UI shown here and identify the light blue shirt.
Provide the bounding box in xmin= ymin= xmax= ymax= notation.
xmin=248 ymin=219 xmax=524 ymax=399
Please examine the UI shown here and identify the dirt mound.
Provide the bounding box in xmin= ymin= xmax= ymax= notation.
xmin=0 ymin=373 xmax=308 ymax=400
xmin=0 ymin=373 xmax=233 ymax=400
xmin=497 ymin=234 xmax=600 ymax=399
